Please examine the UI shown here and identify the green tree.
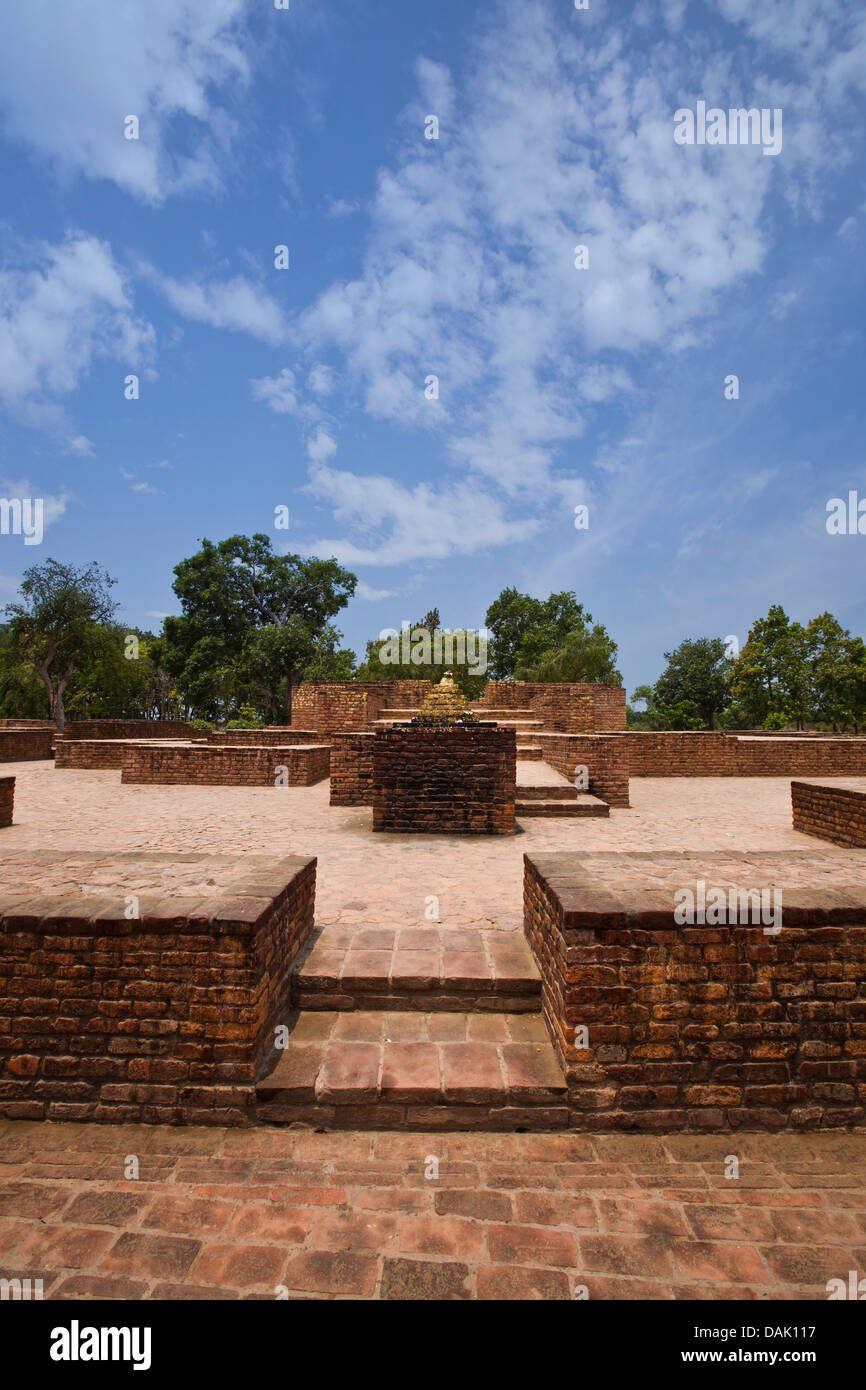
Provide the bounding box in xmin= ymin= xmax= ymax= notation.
xmin=514 ymin=623 xmax=621 ymax=684
xmin=484 ymin=588 xmax=591 ymax=678
xmin=4 ymin=559 xmax=118 ymax=732
xmin=729 ymin=605 xmax=808 ymax=728
xmin=357 ymin=627 xmax=488 ymax=699
xmin=162 ymin=535 xmax=356 ymax=722
xmin=652 ymin=637 xmax=732 ymax=729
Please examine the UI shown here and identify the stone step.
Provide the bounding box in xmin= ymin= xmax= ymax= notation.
xmin=255 ymin=1011 xmax=568 ymax=1129
xmin=517 ymin=745 xmax=544 ymax=760
xmin=471 ymin=707 xmax=535 ymax=716
xmin=516 ymin=794 xmax=609 ymax=818
xmin=517 ymin=783 xmax=578 ymax=800
xmin=294 ymin=925 xmax=541 ymax=1012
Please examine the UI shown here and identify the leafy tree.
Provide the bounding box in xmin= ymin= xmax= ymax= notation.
xmin=4 ymin=559 xmax=118 ymax=732
xmin=357 ymin=628 xmax=488 ymax=699
xmin=484 ymin=588 xmax=591 ymax=678
xmin=514 ymin=623 xmax=621 ymax=684
xmin=729 ymin=605 xmax=808 ymax=728
xmin=805 ymin=615 xmax=866 ymax=731
xmin=652 ymin=637 xmax=732 ymax=729
xmin=162 ymin=535 xmax=356 ymax=722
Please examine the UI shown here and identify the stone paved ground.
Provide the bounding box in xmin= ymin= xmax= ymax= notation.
xmin=1 ymin=1122 xmax=864 ymax=1300
xmin=2 ymin=762 xmax=866 ymax=1299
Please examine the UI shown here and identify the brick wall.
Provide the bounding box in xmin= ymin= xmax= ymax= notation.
xmin=291 ymin=681 xmax=431 ymax=737
xmin=792 ymin=781 xmax=866 ymax=847
xmin=524 ymin=851 xmax=866 ymax=1131
xmin=372 ymin=726 xmax=516 ymax=834
xmin=56 ymin=739 xmax=154 ymax=770
xmin=0 ymin=854 xmax=316 ymax=1125
xmin=209 ymin=728 xmax=321 ymax=745
xmin=482 ymin=682 xmax=627 ymax=732
xmin=0 ymin=719 xmax=54 ymax=728
xmin=63 ymin=720 xmax=208 ymax=741
xmin=0 ymin=729 xmax=54 ymax=763
xmin=615 ymin=732 xmax=866 ymax=777
xmin=329 ymin=732 xmax=375 ymax=806
xmin=0 ymin=776 xmax=13 ymax=827
xmin=535 ymin=734 xmax=630 ymax=806
xmin=121 ymin=743 xmax=330 ymax=787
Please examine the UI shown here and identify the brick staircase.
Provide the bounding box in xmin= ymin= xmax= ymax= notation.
xmin=515 ymin=762 xmax=609 ymax=819
xmin=255 ymin=924 xmax=568 ymax=1130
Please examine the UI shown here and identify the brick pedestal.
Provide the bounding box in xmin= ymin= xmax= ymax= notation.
xmin=373 ymin=726 xmax=516 ymax=834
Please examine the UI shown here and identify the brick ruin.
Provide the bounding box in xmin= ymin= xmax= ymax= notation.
xmin=121 ymin=742 xmax=330 ymax=787
xmin=372 ymin=726 xmax=517 ymax=835
xmin=0 ymin=776 xmax=14 ymax=827
xmin=792 ymin=780 xmax=866 ymax=848
xmin=524 ymin=851 xmax=866 ymax=1131
xmin=0 ymin=851 xmax=316 ymax=1125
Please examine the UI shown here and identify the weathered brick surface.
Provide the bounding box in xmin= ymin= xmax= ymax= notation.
xmin=482 ymin=682 xmax=626 ymax=732
xmin=372 ymin=727 xmax=516 ymax=834
xmin=55 ymin=739 xmax=160 ymax=770
xmin=0 ymin=852 xmax=316 ymax=1125
xmin=329 ymin=733 xmax=375 ymax=806
xmin=63 ymin=720 xmax=206 ymax=741
xmin=792 ymin=780 xmax=866 ymax=847
xmin=613 ymin=732 xmax=866 ymax=777
xmin=292 ymin=682 xmax=431 ymax=738
xmin=209 ymin=728 xmax=322 ymax=746
xmin=524 ymin=850 xmax=866 ymax=1131
xmin=534 ymin=734 xmax=629 ymax=807
xmin=0 ymin=729 xmax=53 ymax=763
xmin=0 ymin=776 xmax=14 ymax=827
xmin=121 ymin=743 xmax=330 ymax=787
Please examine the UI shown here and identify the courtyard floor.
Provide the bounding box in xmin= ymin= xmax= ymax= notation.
xmin=1 ymin=762 xmax=865 ymax=1299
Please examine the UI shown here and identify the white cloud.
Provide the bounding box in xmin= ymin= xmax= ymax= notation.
xmin=131 ymin=481 xmax=164 ymax=495
xmin=0 ymin=234 xmax=154 ymax=426
xmin=149 ymin=459 xmax=173 ymax=470
xmin=0 ymin=0 xmax=251 ymax=202
xmin=251 ymin=367 xmax=299 ymax=414
xmin=0 ymin=475 xmax=69 ymax=531
xmin=355 ymin=580 xmax=398 ymax=601
xmin=66 ymin=435 xmax=95 ymax=456
xmin=305 ymin=464 xmax=539 ymax=566
xmin=306 ymin=428 xmax=337 ymax=464
xmin=146 ymin=267 xmax=286 ymax=344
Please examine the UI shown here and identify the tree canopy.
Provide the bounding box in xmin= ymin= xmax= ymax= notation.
xmin=485 ymin=587 xmax=621 ymax=684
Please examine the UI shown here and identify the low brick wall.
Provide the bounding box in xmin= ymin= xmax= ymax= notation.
xmin=329 ymin=732 xmax=375 ymax=806
xmin=121 ymin=742 xmax=330 ymax=786
xmin=482 ymin=682 xmax=627 ymax=732
xmin=792 ymin=780 xmax=866 ymax=848
xmin=535 ymin=733 xmax=630 ymax=807
xmin=615 ymin=732 xmax=866 ymax=777
xmin=62 ymin=719 xmax=208 ymax=741
xmin=0 ymin=776 xmax=13 ymax=827
xmin=0 ymin=729 xmax=53 ymax=763
xmin=0 ymin=851 xmax=316 ymax=1125
xmin=524 ymin=850 xmax=866 ymax=1131
xmin=291 ymin=680 xmax=431 ymax=737
xmin=56 ymin=739 xmax=182 ymax=771
xmin=373 ymin=726 xmax=516 ymax=834
xmin=209 ymin=728 xmax=322 ymax=746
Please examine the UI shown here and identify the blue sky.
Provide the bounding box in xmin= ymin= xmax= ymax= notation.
xmin=0 ymin=0 xmax=864 ymax=695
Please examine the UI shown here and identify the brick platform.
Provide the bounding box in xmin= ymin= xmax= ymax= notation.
xmin=121 ymin=742 xmax=330 ymax=787
xmin=62 ymin=719 xmax=207 ymax=741
xmin=615 ymin=731 xmax=866 ymax=777
xmin=0 ymin=729 xmax=53 ymax=763
xmin=0 ymin=776 xmax=13 ymax=827
xmin=209 ymin=728 xmax=322 ymax=746
xmin=294 ymin=925 xmax=540 ymax=1012
xmin=0 ymin=850 xmax=316 ymax=1125
xmin=524 ymin=850 xmax=866 ymax=1131
xmin=56 ymin=739 xmax=193 ymax=771
xmin=792 ymin=779 xmax=866 ymax=847
xmin=256 ymin=1011 xmax=567 ymax=1129
xmin=372 ymin=727 xmax=516 ymax=834
xmin=329 ymin=732 xmax=374 ymax=806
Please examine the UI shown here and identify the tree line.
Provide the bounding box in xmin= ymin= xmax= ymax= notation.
xmin=2 ymin=537 xmax=859 ymax=734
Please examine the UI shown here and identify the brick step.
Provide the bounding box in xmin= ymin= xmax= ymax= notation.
xmin=294 ymin=925 xmax=540 ymax=1012
xmin=516 ymin=784 xmax=578 ymax=801
xmin=255 ymin=1011 xmax=568 ymax=1129
xmin=470 ymin=707 xmax=535 ymax=716
xmin=517 ymin=745 xmax=544 ymax=760
xmin=516 ymin=794 xmax=609 ymax=817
